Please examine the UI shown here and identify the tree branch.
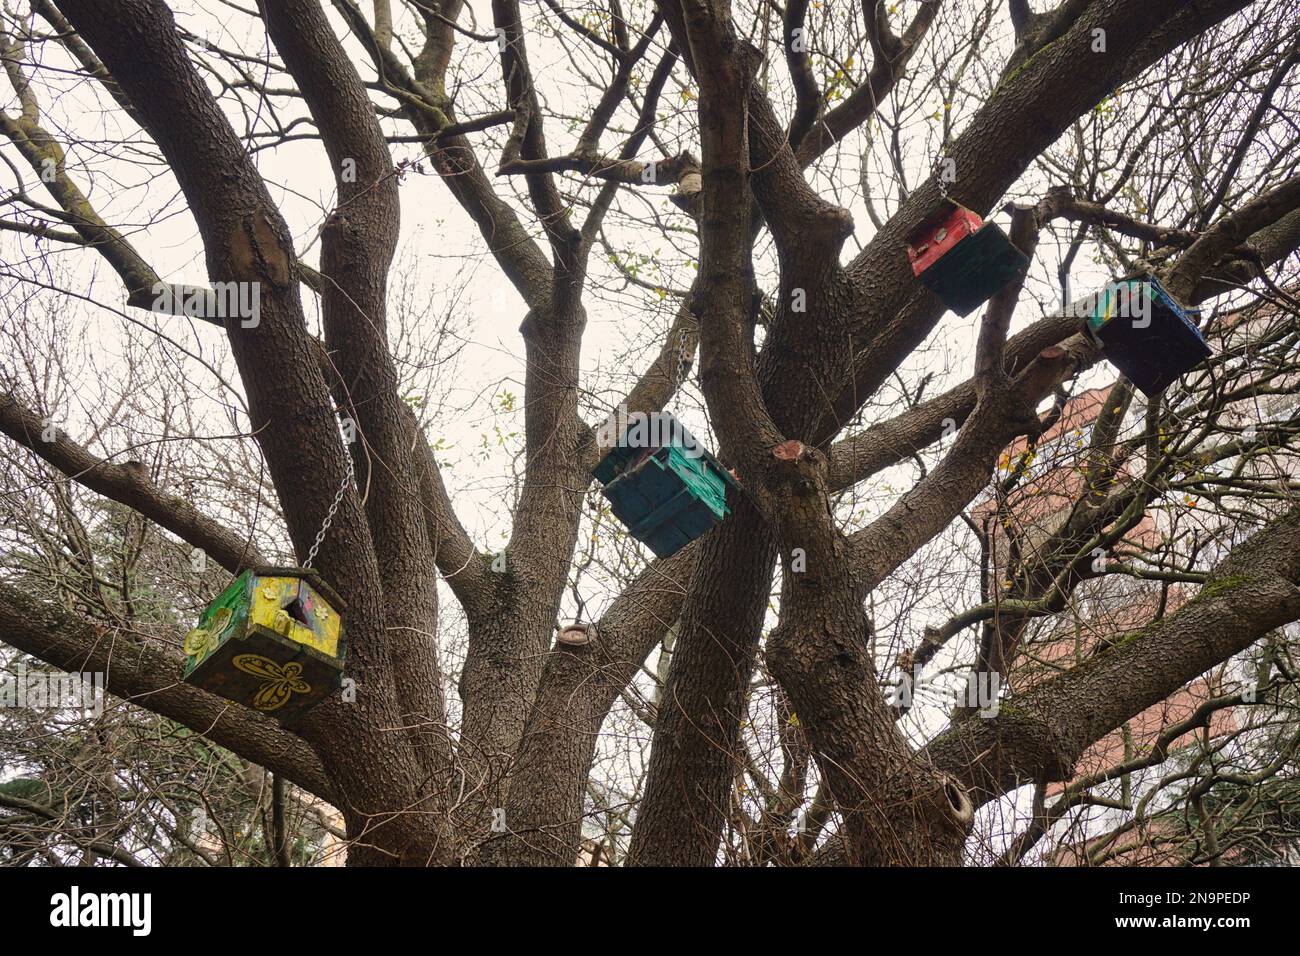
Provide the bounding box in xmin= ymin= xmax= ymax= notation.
xmin=0 ymin=581 xmax=335 ymax=803
xmin=0 ymin=393 xmax=263 ymax=573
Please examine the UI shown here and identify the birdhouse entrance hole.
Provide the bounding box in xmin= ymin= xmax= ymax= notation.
xmin=282 ymin=595 xmax=312 ymax=629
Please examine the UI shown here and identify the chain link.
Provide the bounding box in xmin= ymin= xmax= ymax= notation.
xmin=934 ymin=147 xmax=952 ymax=204
xmin=303 ymin=453 xmax=355 ymax=570
xmin=674 ymin=329 xmax=691 ymax=388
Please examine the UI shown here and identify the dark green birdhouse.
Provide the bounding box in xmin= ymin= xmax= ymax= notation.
xmin=181 ymin=566 xmax=346 ymax=723
xmin=906 ymin=201 xmax=1030 ymax=316
xmin=1083 ymin=274 xmax=1211 ymax=397
xmin=592 ymin=411 xmax=739 ymax=559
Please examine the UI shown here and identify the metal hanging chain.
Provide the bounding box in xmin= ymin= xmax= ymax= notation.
xmin=933 ymin=147 xmax=953 ymax=204
xmin=674 ymin=329 xmax=691 ymax=389
xmin=303 ymin=452 xmax=355 ymax=570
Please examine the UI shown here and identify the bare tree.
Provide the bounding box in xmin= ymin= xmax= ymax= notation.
xmin=2 ymin=0 xmax=1299 ymax=866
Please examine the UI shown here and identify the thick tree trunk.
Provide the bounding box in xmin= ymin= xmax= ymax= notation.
xmin=628 ymin=501 xmax=776 ymax=865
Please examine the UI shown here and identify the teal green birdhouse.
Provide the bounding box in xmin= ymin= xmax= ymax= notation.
xmin=1083 ymin=274 xmax=1211 ymax=397
xmin=181 ymin=566 xmax=347 ymax=723
xmin=592 ymin=411 xmax=739 ymax=559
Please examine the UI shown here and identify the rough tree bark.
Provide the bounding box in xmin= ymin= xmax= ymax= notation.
xmin=0 ymin=0 xmax=1297 ymax=868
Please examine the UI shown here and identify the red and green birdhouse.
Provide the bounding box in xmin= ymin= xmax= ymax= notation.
xmin=181 ymin=566 xmax=346 ymax=723
xmin=906 ymin=201 xmax=1030 ymax=316
xmin=592 ymin=412 xmax=739 ymax=559
xmin=1083 ymin=274 xmax=1211 ymax=397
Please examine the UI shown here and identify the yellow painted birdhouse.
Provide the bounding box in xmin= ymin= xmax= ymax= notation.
xmin=181 ymin=566 xmax=347 ymax=723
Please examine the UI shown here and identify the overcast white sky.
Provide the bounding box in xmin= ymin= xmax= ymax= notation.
xmin=5 ymin=0 xmax=1276 ymax=861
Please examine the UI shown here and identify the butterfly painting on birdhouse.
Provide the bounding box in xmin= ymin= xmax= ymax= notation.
xmin=181 ymin=566 xmax=347 ymax=723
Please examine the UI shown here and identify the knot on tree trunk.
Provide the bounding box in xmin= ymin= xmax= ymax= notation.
xmin=934 ymin=771 xmax=975 ymax=832
xmin=937 ymin=699 xmax=1079 ymax=793
xmin=230 ymin=211 xmax=293 ymax=289
xmin=768 ymin=440 xmax=827 ymax=495
xmin=669 ymin=164 xmax=703 ymax=217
